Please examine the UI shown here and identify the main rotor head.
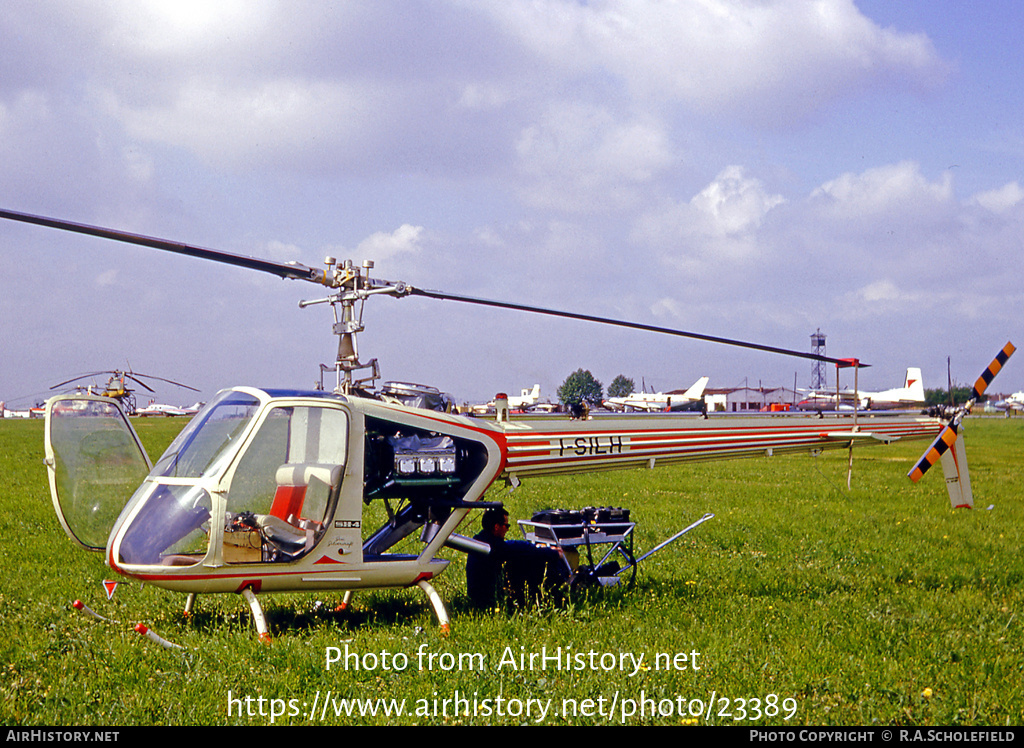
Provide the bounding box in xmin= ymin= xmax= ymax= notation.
xmin=298 ymin=258 xmax=413 ymax=393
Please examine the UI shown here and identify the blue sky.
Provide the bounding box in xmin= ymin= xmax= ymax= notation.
xmin=2 ymin=1 xmax=1021 ymax=408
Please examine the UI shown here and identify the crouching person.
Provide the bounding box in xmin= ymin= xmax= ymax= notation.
xmin=466 ymin=507 xmax=565 ymax=609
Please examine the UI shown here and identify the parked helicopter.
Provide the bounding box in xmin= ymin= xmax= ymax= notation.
xmin=1 ymin=207 xmax=1013 ymax=639
xmin=51 ymin=368 xmax=199 ymax=416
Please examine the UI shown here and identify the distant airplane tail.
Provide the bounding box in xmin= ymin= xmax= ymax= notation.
xmin=903 ymin=368 xmax=924 ymax=401
xmin=862 ymin=367 xmax=925 ymax=409
xmin=682 ymin=376 xmax=709 ymax=401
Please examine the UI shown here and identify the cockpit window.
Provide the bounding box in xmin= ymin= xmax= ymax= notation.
xmin=222 ymin=405 xmax=348 ymax=563
xmin=45 ymin=397 xmax=151 ymax=551
xmin=152 ymin=390 xmax=261 ymax=478
xmin=113 ymin=400 xmax=349 ymax=568
xmin=116 ymin=484 xmax=213 ymax=566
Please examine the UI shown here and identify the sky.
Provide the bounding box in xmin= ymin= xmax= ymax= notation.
xmin=2 ymin=0 xmax=1022 ymax=409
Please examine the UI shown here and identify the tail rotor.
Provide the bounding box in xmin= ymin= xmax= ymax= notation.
xmin=971 ymin=341 xmax=1016 ymax=402
xmin=907 ymin=342 xmax=1015 ymax=505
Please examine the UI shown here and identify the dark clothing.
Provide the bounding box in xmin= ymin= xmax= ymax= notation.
xmin=466 ymin=529 xmax=506 ymax=609
xmin=466 ymin=529 xmax=563 ymax=609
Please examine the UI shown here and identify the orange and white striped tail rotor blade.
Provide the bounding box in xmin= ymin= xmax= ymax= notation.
xmin=908 ymin=422 xmax=959 ymax=483
xmin=972 ymin=342 xmax=1015 ymax=401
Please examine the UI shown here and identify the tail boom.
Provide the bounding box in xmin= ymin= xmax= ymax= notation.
xmin=500 ymin=412 xmax=943 ymax=481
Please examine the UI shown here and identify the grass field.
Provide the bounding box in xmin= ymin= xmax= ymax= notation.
xmin=1 ymin=415 xmax=1022 ymax=726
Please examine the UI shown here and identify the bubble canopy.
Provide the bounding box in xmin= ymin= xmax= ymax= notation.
xmin=47 ymin=388 xmax=351 ymax=569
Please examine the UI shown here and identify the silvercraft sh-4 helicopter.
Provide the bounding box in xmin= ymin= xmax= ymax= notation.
xmin=1 ymin=207 xmax=1015 ymax=639
xmin=51 ymin=368 xmax=199 ymax=416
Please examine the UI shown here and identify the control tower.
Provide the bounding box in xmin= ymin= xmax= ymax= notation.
xmin=810 ymin=329 xmax=827 ymax=390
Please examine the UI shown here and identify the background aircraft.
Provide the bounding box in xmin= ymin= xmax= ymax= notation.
xmin=993 ymin=392 xmax=1024 ymax=413
xmin=797 ymin=367 xmax=925 ymax=411
xmin=475 ymin=384 xmax=543 ymax=414
xmin=135 ymin=401 xmax=203 ymax=417
xmin=507 ymin=384 xmax=541 ymax=410
xmin=604 ymin=376 xmax=709 ymax=412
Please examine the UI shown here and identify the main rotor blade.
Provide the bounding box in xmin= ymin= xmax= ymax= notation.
xmin=0 ymin=208 xmax=330 ymax=285
xmin=409 ymin=287 xmax=865 ymax=367
xmin=124 ymin=374 xmax=155 ymax=392
xmin=50 ymin=371 xmax=110 ymax=389
xmin=131 ymin=373 xmax=201 ymax=392
xmin=1 ymin=206 xmax=876 ymax=368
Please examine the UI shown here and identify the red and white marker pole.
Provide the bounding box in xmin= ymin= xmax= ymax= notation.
xmin=72 ymin=600 xmax=119 ymax=624
xmin=134 ymin=623 xmax=184 ymax=650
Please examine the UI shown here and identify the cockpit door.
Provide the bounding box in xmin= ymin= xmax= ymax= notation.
xmin=44 ymin=395 xmax=152 ymax=551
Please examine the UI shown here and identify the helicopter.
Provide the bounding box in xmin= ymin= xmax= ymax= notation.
xmin=1 ymin=207 xmax=1013 ymax=640
xmin=50 ymin=368 xmax=200 ymax=416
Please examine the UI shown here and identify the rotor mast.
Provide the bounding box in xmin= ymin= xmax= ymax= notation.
xmin=299 ymin=258 xmax=412 ymax=394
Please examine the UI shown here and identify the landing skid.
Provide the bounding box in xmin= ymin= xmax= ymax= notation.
xmin=234 ymin=580 xmax=451 ymax=641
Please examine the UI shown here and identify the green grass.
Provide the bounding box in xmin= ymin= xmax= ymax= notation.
xmin=1 ymin=416 xmax=1022 ymax=726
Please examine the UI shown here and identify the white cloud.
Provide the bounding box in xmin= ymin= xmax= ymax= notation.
xmin=650 ymin=297 xmax=683 ymax=319
xmin=810 ymin=161 xmax=954 ymax=218
xmin=836 ymin=277 xmax=1007 ymax=326
xmin=2 ymin=0 xmax=947 ymax=210
xmin=969 ymin=182 xmax=1024 ymax=213
xmin=633 ymin=166 xmax=784 ymax=269
xmin=56 ymin=0 xmax=945 ymax=185
xmin=355 ymin=225 xmax=425 ymax=263
xmin=515 ymin=103 xmax=673 ymax=212
xmin=263 ymin=240 xmax=304 ymax=262
xmin=109 ymin=0 xmax=270 ymax=55
xmin=690 ymin=165 xmax=787 ymax=236
xmin=97 ymin=78 xmax=385 ymax=173
xmin=473 ymin=226 xmax=505 ymax=248
xmin=4 ymin=2 xmax=1022 ymax=402
xmin=94 ymin=269 xmax=119 ymax=287
xmin=476 ymin=0 xmax=945 ymax=120
xmin=858 ymin=278 xmax=910 ymax=304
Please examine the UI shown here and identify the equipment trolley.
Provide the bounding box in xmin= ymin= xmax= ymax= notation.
xmin=518 ymin=508 xmax=714 ymax=587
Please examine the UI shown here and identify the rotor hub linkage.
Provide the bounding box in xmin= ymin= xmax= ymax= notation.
xmin=299 ymin=258 xmax=413 ymax=394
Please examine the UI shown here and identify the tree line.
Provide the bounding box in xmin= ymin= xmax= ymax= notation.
xmin=557 ymin=369 xmax=634 ymax=406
